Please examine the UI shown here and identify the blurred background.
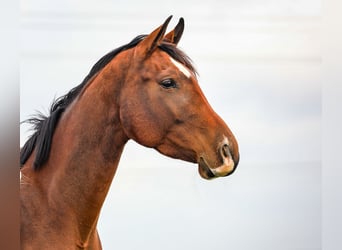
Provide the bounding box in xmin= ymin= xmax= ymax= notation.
xmin=21 ymin=1 xmax=320 ymax=249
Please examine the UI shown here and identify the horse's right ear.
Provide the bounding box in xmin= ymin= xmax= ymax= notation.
xmin=164 ymin=17 xmax=184 ymax=45
xmin=136 ymin=16 xmax=172 ymax=58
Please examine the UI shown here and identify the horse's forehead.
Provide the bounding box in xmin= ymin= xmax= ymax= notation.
xmin=168 ymin=57 xmax=192 ymax=79
xmin=149 ymin=51 xmax=193 ymax=79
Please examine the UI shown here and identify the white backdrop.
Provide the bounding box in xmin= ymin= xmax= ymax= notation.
xmin=21 ymin=1 xmax=320 ymax=249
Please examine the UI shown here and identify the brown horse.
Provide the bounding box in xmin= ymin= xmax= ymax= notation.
xmin=20 ymin=16 xmax=239 ymax=249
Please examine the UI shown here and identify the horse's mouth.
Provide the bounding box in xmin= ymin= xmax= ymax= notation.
xmin=198 ymin=157 xmax=217 ymax=180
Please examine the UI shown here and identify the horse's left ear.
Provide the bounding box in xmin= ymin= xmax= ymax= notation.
xmin=164 ymin=17 xmax=184 ymax=45
xmin=136 ymin=16 xmax=172 ymax=58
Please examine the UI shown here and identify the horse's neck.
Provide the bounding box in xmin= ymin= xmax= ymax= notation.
xmin=21 ymin=52 xmax=131 ymax=243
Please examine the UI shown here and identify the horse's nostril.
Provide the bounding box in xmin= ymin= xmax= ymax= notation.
xmin=222 ymin=144 xmax=230 ymax=158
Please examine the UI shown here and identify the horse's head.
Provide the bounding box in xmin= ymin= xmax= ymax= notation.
xmin=119 ymin=16 xmax=239 ymax=179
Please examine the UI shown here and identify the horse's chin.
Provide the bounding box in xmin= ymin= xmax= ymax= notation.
xmin=198 ymin=158 xmax=217 ymax=180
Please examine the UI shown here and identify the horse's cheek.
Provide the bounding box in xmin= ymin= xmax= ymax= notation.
xmin=119 ymin=103 xmax=163 ymax=147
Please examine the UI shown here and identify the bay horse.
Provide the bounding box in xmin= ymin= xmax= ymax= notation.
xmin=20 ymin=16 xmax=239 ymax=249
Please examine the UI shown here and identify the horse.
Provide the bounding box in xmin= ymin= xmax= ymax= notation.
xmin=20 ymin=16 xmax=239 ymax=249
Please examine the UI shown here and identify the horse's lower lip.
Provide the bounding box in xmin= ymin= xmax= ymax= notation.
xmin=198 ymin=157 xmax=216 ymax=180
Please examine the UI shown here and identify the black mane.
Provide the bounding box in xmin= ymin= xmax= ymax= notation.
xmin=20 ymin=35 xmax=196 ymax=170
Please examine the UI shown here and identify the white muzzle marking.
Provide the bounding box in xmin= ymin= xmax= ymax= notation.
xmin=211 ymin=137 xmax=235 ymax=176
xmin=210 ymin=157 xmax=235 ymax=177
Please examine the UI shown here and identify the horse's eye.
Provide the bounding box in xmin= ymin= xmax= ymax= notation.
xmin=160 ymin=79 xmax=177 ymax=89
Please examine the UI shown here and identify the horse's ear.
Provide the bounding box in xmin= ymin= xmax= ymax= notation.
xmin=136 ymin=16 xmax=172 ymax=58
xmin=164 ymin=17 xmax=184 ymax=45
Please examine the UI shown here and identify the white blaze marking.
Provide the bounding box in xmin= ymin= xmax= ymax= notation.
xmin=170 ymin=57 xmax=192 ymax=78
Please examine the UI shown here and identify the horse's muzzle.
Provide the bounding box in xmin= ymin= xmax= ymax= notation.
xmin=198 ymin=143 xmax=239 ymax=180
